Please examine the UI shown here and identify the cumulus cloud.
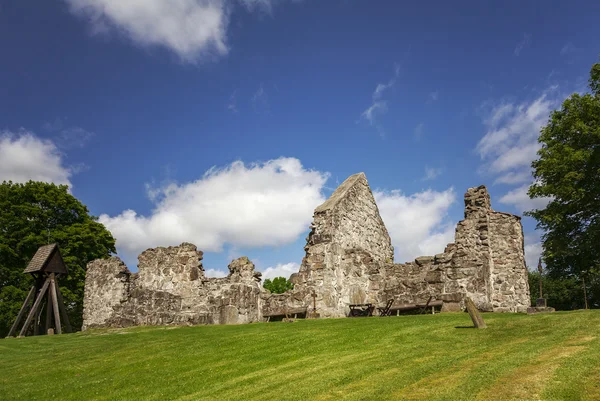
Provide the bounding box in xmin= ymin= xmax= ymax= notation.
xmin=261 ymin=262 xmax=300 ymax=281
xmin=64 ymin=0 xmax=290 ymax=63
xmin=0 ymin=131 xmax=72 ymax=187
xmin=100 ymin=157 xmax=329 ymax=261
xmin=205 ymin=268 xmax=227 ymax=278
xmin=498 ymin=184 xmax=551 ymax=213
xmin=524 ymin=236 xmax=543 ymax=271
xmin=375 ymin=188 xmax=456 ymax=262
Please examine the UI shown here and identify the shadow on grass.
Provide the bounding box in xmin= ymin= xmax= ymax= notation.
xmin=455 ymin=326 xmax=476 ymax=329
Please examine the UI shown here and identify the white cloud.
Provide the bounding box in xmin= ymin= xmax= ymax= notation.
xmin=360 ymin=64 xmax=400 ymax=126
xmin=64 ymin=0 xmax=290 ymax=63
xmin=360 ymin=101 xmax=387 ymax=126
xmin=560 ymin=42 xmax=577 ymax=56
xmin=514 ymin=33 xmax=531 ymax=56
xmin=422 ymin=166 xmax=442 ymax=181
xmin=493 ymin=171 xmax=532 ymax=185
xmin=498 ymin=184 xmax=551 ymax=213
xmin=260 ymin=262 xmax=300 ymax=281
xmin=227 ymin=89 xmax=238 ymax=113
xmin=252 ymin=84 xmax=269 ymax=113
xmin=100 ymin=157 xmax=329 ymax=262
xmin=524 ymin=235 xmax=543 ymax=271
xmin=375 ymin=188 xmax=456 ymax=262
xmin=0 ymin=131 xmax=72 ymax=187
xmin=477 ymin=88 xmax=559 ymax=214
xmin=414 ymin=123 xmax=424 ymax=140
xmin=205 ymin=268 xmax=227 ymax=278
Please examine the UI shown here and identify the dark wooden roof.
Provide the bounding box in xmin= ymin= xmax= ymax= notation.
xmin=23 ymin=244 xmax=68 ymax=275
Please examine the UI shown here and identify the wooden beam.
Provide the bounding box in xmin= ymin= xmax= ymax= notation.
xmin=6 ymin=286 xmax=36 ymax=338
xmin=54 ymin=281 xmax=72 ymax=333
xmin=49 ymin=274 xmax=62 ymax=335
xmin=45 ymin=293 xmax=53 ymax=334
xmin=34 ymin=305 xmax=44 ymax=336
xmin=19 ymin=278 xmax=51 ymax=337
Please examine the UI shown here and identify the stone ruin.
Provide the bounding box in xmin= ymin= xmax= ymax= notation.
xmin=82 ymin=172 xmax=530 ymax=330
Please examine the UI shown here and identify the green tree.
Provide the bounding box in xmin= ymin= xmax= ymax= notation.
xmin=0 ymin=181 xmax=116 ymax=336
xmin=263 ymin=276 xmax=294 ymax=294
xmin=527 ymin=62 xmax=600 ymax=308
xmin=527 ymin=271 xmax=587 ymax=310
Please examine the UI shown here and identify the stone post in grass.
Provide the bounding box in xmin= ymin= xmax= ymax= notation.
xmin=465 ymin=297 xmax=487 ymax=329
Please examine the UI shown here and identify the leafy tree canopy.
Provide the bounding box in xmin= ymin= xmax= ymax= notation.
xmin=527 ymin=62 xmax=600 ymax=299
xmin=0 ymin=181 xmax=116 ymax=336
xmin=263 ymin=276 xmax=294 ymax=294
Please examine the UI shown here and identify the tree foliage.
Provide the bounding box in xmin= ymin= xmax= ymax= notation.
xmin=527 ymin=61 xmax=600 ymax=307
xmin=527 ymin=271 xmax=591 ymax=310
xmin=0 ymin=181 xmax=116 ymax=336
xmin=263 ymin=276 xmax=294 ymax=294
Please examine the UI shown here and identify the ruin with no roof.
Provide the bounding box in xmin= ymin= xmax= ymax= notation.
xmin=82 ymin=173 xmax=530 ymax=330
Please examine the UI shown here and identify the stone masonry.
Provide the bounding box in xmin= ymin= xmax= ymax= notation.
xmin=82 ymin=173 xmax=530 ymax=330
xmin=82 ymin=243 xmax=263 ymax=329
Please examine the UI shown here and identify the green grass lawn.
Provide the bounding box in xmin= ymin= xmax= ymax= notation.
xmin=1 ymin=310 xmax=600 ymax=400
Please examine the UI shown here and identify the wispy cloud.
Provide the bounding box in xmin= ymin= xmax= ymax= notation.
xmin=360 ymin=102 xmax=388 ymax=126
xmin=43 ymin=118 xmax=94 ymax=149
xmin=252 ymin=83 xmax=269 ymax=113
xmin=359 ymin=63 xmax=400 ymax=131
xmin=513 ymin=33 xmax=532 ymax=56
xmin=414 ymin=123 xmax=424 ymax=140
xmin=428 ymin=91 xmax=439 ymax=102
xmin=476 ymin=86 xmax=561 ymax=213
xmin=422 ymin=166 xmax=442 ymax=181
xmin=560 ymin=42 xmax=578 ymax=56
xmin=227 ymin=89 xmax=238 ymax=113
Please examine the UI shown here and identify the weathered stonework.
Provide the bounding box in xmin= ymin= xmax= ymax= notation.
xmin=83 ymin=243 xmax=263 ymax=329
xmin=83 ymin=173 xmax=530 ymax=330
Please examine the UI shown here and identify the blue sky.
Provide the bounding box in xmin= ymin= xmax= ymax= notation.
xmin=1 ymin=0 xmax=599 ymax=278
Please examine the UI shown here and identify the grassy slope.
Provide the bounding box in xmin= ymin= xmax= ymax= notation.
xmin=1 ymin=311 xmax=600 ymax=401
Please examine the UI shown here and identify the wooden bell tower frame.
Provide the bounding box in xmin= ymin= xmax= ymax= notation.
xmin=6 ymin=244 xmax=72 ymax=338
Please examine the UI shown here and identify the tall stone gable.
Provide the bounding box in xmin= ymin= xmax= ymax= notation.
xmin=290 ymin=172 xmax=394 ymax=317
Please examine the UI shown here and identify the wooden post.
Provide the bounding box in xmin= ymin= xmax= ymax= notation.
xmin=583 ymin=276 xmax=589 ymax=310
xmin=465 ymin=297 xmax=487 ymax=329
xmin=34 ymin=305 xmax=44 ymax=336
xmin=45 ymin=295 xmax=53 ymax=334
xmin=6 ymin=286 xmax=36 ymax=337
xmin=54 ymin=283 xmax=72 ymax=333
xmin=49 ymin=274 xmax=62 ymax=335
xmin=537 ymin=257 xmax=543 ymax=298
xmin=19 ymin=278 xmax=51 ymax=337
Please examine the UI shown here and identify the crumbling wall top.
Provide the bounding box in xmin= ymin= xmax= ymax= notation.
xmin=464 ymin=185 xmax=492 ymax=219
xmin=315 ymin=172 xmax=366 ymax=213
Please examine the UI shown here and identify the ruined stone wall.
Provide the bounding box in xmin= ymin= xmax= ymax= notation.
xmin=284 ymin=173 xmax=394 ymax=318
xmin=488 ymin=212 xmax=530 ymax=312
xmin=265 ymin=180 xmax=529 ymax=317
xmin=82 ymin=257 xmax=131 ymax=330
xmin=82 ymin=244 xmax=264 ymax=330
xmin=84 ymin=173 xmax=530 ymax=330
